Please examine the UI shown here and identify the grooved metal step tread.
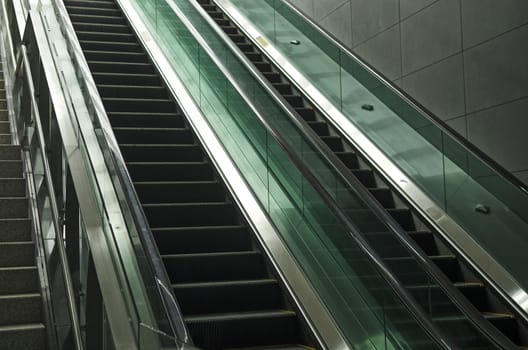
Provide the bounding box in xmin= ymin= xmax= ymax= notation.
xmin=184 ymin=310 xmax=296 ymax=323
xmin=134 ymin=180 xmax=219 ymax=185
xmin=152 ymin=224 xmax=245 ymax=232
xmin=0 ymin=323 xmax=45 ymax=332
xmin=173 ymin=278 xmax=277 ymax=289
xmin=143 ymin=201 xmax=231 ymax=207
xmin=162 ymin=251 xmax=259 ymax=259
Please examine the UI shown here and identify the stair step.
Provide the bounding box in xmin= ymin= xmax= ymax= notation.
xmin=0 ymin=197 xmax=28 ymax=219
xmin=0 ymin=178 xmax=25 ymax=197
xmin=0 ymin=323 xmax=46 ymax=350
xmin=0 ymin=145 xmax=21 ymax=160
xmin=320 ymin=135 xmax=343 ymax=152
xmin=0 ymin=294 xmax=41 ymax=326
xmin=135 ymin=181 xmax=225 ymax=203
xmin=174 ymin=279 xmax=281 ymax=315
xmin=153 ymin=225 xmax=251 ymax=254
xmin=364 ymin=231 xmax=438 ymax=257
xmin=0 ymin=242 xmax=34 ymax=267
xmin=0 ymin=266 xmax=39 ymax=294
xmin=335 ymin=151 xmax=359 ymax=169
xmin=387 ymin=208 xmax=415 ymax=231
xmin=294 ymin=107 xmax=315 ymax=121
xmin=185 ymin=310 xmax=299 ymax=349
xmin=0 ymin=122 xmax=8 ymax=134
xmin=163 ymin=251 xmax=265 ymax=283
xmin=272 ymin=83 xmax=292 ymax=95
xmin=306 ymin=121 xmax=329 ymax=136
xmin=65 ymin=0 xmax=118 ymax=9
xmin=0 ymin=219 xmax=31 ymax=242
xmin=120 ymin=144 xmax=203 ymax=162
xmin=143 ymin=202 xmax=239 ymax=227
xmin=368 ymin=187 xmax=394 ymax=208
xmin=70 ymin=13 xmax=126 ymax=25
xmin=0 ymin=134 xmax=11 ymax=144
xmin=351 ymin=168 xmax=376 ymax=187
xmin=283 ymin=95 xmax=304 ymax=108
xmin=89 ymin=60 xmax=153 ymax=74
xmin=384 ymin=255 xmax=459 ymax=285
xmin=66 ymin=5 xmax=121 ymax=17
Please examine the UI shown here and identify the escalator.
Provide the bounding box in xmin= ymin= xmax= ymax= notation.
xmin=193 ymin=0 xmax=528 ymax=348
xmin=63 ymin=0 xmax=318 ymax=348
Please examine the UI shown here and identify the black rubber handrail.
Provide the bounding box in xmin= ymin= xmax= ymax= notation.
xmin=274 ymin=0 xmax=528 ymax=198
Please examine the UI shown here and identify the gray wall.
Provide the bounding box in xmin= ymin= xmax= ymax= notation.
xmin=286 ymin=0 xmax=528 ymax=185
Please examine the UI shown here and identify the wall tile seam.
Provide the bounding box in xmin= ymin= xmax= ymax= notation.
xmin=465 ymin=95 xmax=528 ymax=119
xmin=461 ymin=21 xmax=528 ymax=52
xmin=314 ymin=0 xmax=349 ymax=21
xmin=350 ymin=21 xmax=400 ymax=49
xmin=400 ymin=51 xmax=461 ymax=80
xmin=399 ymin=0 xmax=441 ymax=22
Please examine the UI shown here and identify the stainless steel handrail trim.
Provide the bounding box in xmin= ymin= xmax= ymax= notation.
xmin=183 ymin=1 xmax=518 ymax=348
xmin=29 ymin=9 xmax=138 ymax=348
xmin=278 ymin=0 xmax=528 ymax=196
xmin=17 ymin=43 xmax=84 ymax=350
xmin=47 ymin=0 xmax=191 ymax=344
xmin=112 ymin=0 xmax=346 ymax=349
xmin=212 ymin=0 xmax=528 ymax=324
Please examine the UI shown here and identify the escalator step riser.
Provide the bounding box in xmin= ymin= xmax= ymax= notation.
xmin=120 ymin=145 xmax=202 ymax=162
xmin=153 ymin=226 xmax=251 ymax=254
xmin=76 ymin=31 xmax=136 ymax=43
xmin=66 ymin=6 xmax=121 ymax=17
xmin=174 ymin=280 xmax=281 ymax=315
xmin=307 ymin=121 xmax=330 ymax=136
xmin=73 ymin=22 xmax=131 ymax=34
xmin=294 ymin=107 xmax=316 ymax=121
xmin=220 ymin=25 xmax=238 ymax=35
xmin=114 ymin=129 xmax=193 ymax=144
xmin=82 ymin=41 xmax=142 ymax=53
xmin=0 ymin=326 xmax=46 ymax=350
xmin=336 ymin=152 xmax=359 ymax=169
xmin=321 ymin=136 xmax=343 ymax=152
xmin=387 ymin=209 xmax=415 ymax=231
xmin=0 ymin=198 xmax=28 ymax=219
xmin=186 ymin=313 xmax=299 ymax=349
xmin=127 ymin=163 xmax=214 ymax=182
xmin=84 ymin=50 xmax=148 ymax=63
xmin=93 ymin=73 xmax=161 ymax=86
xmin=163 ymin=252 xmax=265 ymax=283
xmin=98 ymin=85 xmax=167 ymax=99
xmin=65 ymin=0 xmax=118 ymax=9
xmin=263 ymin=72 xmax=282 ymax=83
xmin=284 ymin=95 xmax=304 ymax=108
xmin=108 ymin=114 xmax=185 ymax=128
xmin=272 ymin=83 xmax=292 ymax=95
xmin=0 ymin=161 xmax=21 ymax=178
xmin=208 ymin=11 xmax=224 ymax=19
xmin=143 ymin=203 xmax=239 ymax=227
xmin=0 ymin=219 xmax=31 ymax=242
xmin=135 ymin=182 xmax=225 ymax=203
xmin=352 ymin=169 xmax=376 ymax=187
xmin=369 ymin=188 xmax=394 ymax=208
xmin=103 ymin=99 xmax=176 ymax=113
xmin=70 ymin=14 xmax=126 ymax=25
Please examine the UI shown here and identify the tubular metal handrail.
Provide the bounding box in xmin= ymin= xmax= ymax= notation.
xmin=15 ymin=43 xmax=83 ymax=350
xmin=48 ymin=0 xmax=192 ymax=345
xmin=167 ymin=0 xmax=517 ymax=348
xmin=276 ymin=0 xmax=528 ymax=197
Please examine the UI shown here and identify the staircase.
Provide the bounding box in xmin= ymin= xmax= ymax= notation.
xmin=0 ymin=63 xmax=46 ymax=348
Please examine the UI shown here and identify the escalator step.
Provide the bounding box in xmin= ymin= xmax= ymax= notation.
xmin=66 ymin=6 xmax=121 ymax=17
xmin=106 ymin=112 xmax=185 ymax=128
xmin=174 ymin=279 xmax=281 ymax=315
xmin=387 ymin=208 xmax=415 ymax=231
xmin=254 ymin=62 xmax=272 ymax=73
xmin=272 ymin=83 xmax=293 ymax=95
xmin=143 ymin=202 xmax=239 ymax=227
xmin=83 ymin=50 xmax=148 ymax=62
xmin=92 ymin=72 xmax=161 ymax=86
xmin=113 ymin=127 xmax=193 ymax=144
xmin=98 ymin=85 xmax=168 ymax=99
xmin=208 ymin=11 xmax=224 ymax=20
xmin=163 ymin=251 xmax=265 ymax=283
xmin=227 ymin=34 xmax=246 ymax=43
xmin=185 ymin=310 xmax=299 ymax=349
xmin=320 ymin=135 xmax=343 ymax=152
xmin=307 ymin=121 xmax=329 ymax=136
xmin=351 ymin=168 xmax=376 ymax=187
xmin=152 ymin=225 xmax=251 ymax=254
xmin=65 ymin=0 xmax=118 ymax=8
xmin=89 ymin=61 xmax=153 ymax=74
xmin=220 ymin=25 xmax=239 ymax=35
xmin=0 ymin=294 xmax=42 ymax=326
xmin=102 ymin=97 xmax=176 ymax=113
xmin=283 ymin=95 xmax=304 ymax=108
xmin=75 ymin=31 xmax=136 ymax=43
xmin=0 ymin=242 xmax=34 ymax=267
xmin=368 ymin=187 xmax=394 ymax=208
xmin=135 ymin=181 xmax=225 ymax=203
xmin=120 ymin=144 xmax=203 ymax=162
xmin=335 ymin=151 xmax=359 ymax=169
xmin=263 ymin=72 xmax=282 ymax=83
xmin=69 ymin=13 xmax=126 ymax=25
xmin=73 ymin=22 xmax=131 ymax=34
xmin=126 ymin=162 xmax=214 ymax=182
xmin=245 ymin=52 xmax=265 ymax=62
